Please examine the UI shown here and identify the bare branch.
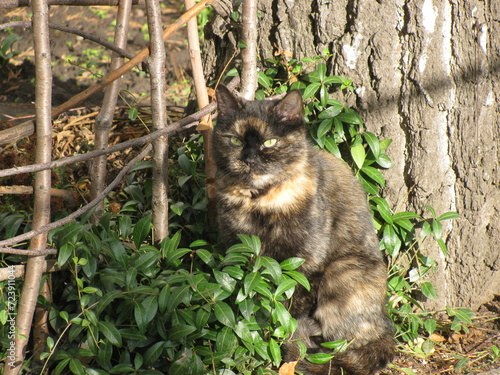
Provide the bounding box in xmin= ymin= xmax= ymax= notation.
xmin=0 ymin=261 xmax=59 ymax=281
xmin=0 ymin=21 xmax=135 ymax=60
xmin=185 ymin=0 xmax=217 ymax=226
xmin=0 ymin=247 xmax=57 ymax=256
xmin=0 ymin=145 xmax=153 ymax=249
xmin=5 ymin=0 xmax=53 ymax=371
xmin=1 ymin=0 xmax=139 ymax=8
xmin=240 ymin=0 xmax=258 ymax=99
xmin=51 ymin=0 xmax=218 ymax=119
xmin=91 ymin=0 xmax=133 ymax=222
xmin=146 ymin=0 xmax=170 ymax=241
xmin=0 ymin=73 xmax=240 ymax=180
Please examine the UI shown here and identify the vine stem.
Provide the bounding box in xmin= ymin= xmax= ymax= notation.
xmin=38 ymin=302 xmax=99 ymax=375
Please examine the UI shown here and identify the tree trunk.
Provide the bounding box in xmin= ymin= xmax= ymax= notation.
xmin=204 ymin=0 xmax=500 ymax=310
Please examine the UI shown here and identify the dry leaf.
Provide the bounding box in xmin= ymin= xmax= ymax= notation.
xmin=279 ymin=361 xmax=298 ymax=375
xmin=429 ymin=333 xmax=446 ymax=342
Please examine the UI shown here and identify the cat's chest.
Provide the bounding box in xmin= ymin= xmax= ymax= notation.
xmin=218 ymin=171 xmax=316 ymax=218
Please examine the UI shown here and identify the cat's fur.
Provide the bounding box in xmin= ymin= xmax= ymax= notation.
xmin=213 ymin=85 xmax=395 ymax=375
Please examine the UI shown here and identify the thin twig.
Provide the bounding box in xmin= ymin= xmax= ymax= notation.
xmin=0 ymin=75 xmax=240 ymax=180
xmin=0 ymin=247 xmax=57 ymax=256
xmin=0 ymin=145 xmax=153 ymax=249
xmin=51 ymin=0 xmax=218 ymax=119
xmin=0 ymin=261 xmax=59 ymax=281
xmin=0 ymin=21 xmax=135 ymax=60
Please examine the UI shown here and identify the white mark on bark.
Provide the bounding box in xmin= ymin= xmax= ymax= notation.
xmin=418 ymin=53 xmax=428 ymax=73
xmin=422 ymin=0 xmax=437 ymax=33
xmin=342 ymin=32 xmax=363 ymax=70
xmin=442 ymin=0 xmax=455 ymax=105
xmin=485 ymin=91 xmax=494 ymax=106
xmin=477 ymin=24 xmax=488 ymax=54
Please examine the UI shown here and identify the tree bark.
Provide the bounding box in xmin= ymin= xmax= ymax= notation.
xmin=204 ymin=0 xmax=500 ymax=310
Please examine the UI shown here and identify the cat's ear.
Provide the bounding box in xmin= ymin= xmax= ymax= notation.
xmin=216 ymin=84 xmax=241 ymax=116
xmin=273 ymin=90 xmax=304 ymax=125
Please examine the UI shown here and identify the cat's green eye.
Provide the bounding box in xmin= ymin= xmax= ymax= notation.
xmin=263 ymin=138 xmax=277 ymax=148
xmin=230 ymin=136 xmax=243 ymax=146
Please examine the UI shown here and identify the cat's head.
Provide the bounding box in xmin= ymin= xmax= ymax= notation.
xmin=213 ymin=85 xmax=308 ymax=189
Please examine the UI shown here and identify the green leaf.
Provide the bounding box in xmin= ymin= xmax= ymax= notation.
xmin=143 ymin=341 xmax=165 ymax=365
xmin=317 ymin=63 xmax=327 ymax=81
xmin=383 ymin=224 xmax=400 ymax=257
xmin=258 ymin=256 xmax=282 ymax=284
xmin=165 ymin=247 xmax=191 ymax=267
xmin=257 ymin=71 xmax=272 ymax=89
xmin=243 ymin=272 xmax=262 ymax=295
xmin=318 ymin=104 xmax=343 ymax=119
xmin=238 ymin=299 xmax=254 ymax=320
xmin=336 ymin=112 xmax=363 ymax=125
xmin=214 ymin=301 xmax=236 ymax=328
xmin=195 ymin=305 xmax=210 ymax=330
xmin=132 ymin=216 xmax=152 ymax=249
xmin=141 ymin=295 xmax=158 ymax=325
xmin=135 ymin=251 xmax=160 ymax=272
xmin=166 ymin=284 xmax=190 ymax=312
xmin=168 ymin=324 xmax=197 ymax=341
xmin=196 ymin=248 xmax=214 ymax=265
xmin=307 ymin=352 xmax=334 ymax=364
xmin=317 ymin=119 xmax=333 ymax=139
xmin=238 ymin=234 xmax=262 ymax=254
xmin=421 ymin=282 xmax=438 ymax=299
xmin=284 ymin=270 xmax=310 ymax=291
xmin=363 ymin=131 xmax=380 ymax=158
xmin=436 ymin=238 xmax=448 ymax=256
xmin=95 ymin=291 xmax=122 ymax=316
xmin=437 ymin=211 xmax=459 ymax=221
xmin=350 ymin=143 xmax=366 ymax=169
xmin=58 ymin=243 xmax=73 ymax=267
xmin=280 ymin=257 xmax=305 ymax=271
xmin=372 ymin=197 xmax=393 ymax=225
xmin=361 ymin=166 xmax=386 ymax=186
xmin=214 ymin=270 xmax=237 ymax=293
xmin=303 ymin=82 xmax=321 ymax=99
xmin=81 ymin=287 xmax=98 ymax=294
xmin=128 ymin=107 xmax=139 ymax=121
xmin=269 ymin=338 xmax=282 ymax=367
xmin=69 ymin=358 xmax=85 ymax=375
xmin=424 ymin=319 xmax=437 ymax=335
xmin=216 ymin=326 xmax=238 ymax=354
xmin=274 ymin=301 xmax=293 ymax=330
xmin=274 ymin=278 xmax=297 ymax=297
xmin=58 ymin=222 xmax=84 ymax=247
xmin=324 ymin=136 xmax=341 ymax=158
xmin=393 ymin=212 xmax=421 ymax=221
xmin=319 ymin=85 xmax=328 ymax=107
xmin=98 ymin=321 xmax=122 ymax=347
xmin=454 ymin=308 xmax=473 ymax=324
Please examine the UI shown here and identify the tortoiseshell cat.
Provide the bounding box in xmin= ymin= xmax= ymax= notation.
xmin=213 ymin=85 xmax=395 ymax=375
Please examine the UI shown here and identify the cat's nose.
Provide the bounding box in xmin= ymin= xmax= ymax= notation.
xmin=241 ymin=152 xmax=259 ymax=166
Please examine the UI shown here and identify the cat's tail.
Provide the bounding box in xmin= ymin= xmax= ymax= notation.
xmin=286 ymin=333 xmax=395 ymax=375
